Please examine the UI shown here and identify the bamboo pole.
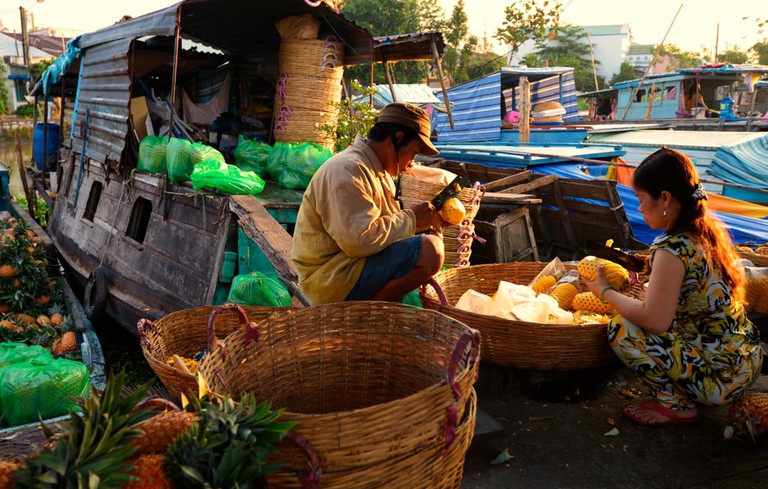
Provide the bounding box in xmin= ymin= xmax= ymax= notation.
xmin=431 ymin=36 xmax=454 ymax=129
xmin=587 ymin=33 xmax=599 ymax=91
xmin=519 ymin=76 xmax=530 ymax=144
xmin=14 ymin=133 xmax=35 ymax=218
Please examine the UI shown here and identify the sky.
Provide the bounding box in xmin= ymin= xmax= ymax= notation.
xmin=0 ymin=0 xmax=765 ymax=56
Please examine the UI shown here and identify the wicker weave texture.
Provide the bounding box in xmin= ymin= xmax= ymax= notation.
xmin=421 ymin=262 xmax=619 ymax=370
xmin=139 ymin=306 xmax=297 ymax=400
xmin=738 ymin=250 xmax=768 ymax=267
xmin=198 ymin=302 xmax=479 ymax=488
xmin=399 ymin=174 xmax=483 ymax=267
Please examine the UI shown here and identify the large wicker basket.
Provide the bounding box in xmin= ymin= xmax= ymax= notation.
xmin=420 ymin=262 xmax=620 ymax=370
xmin=197 ymin=302 xmax=480 ymax=489
xmin=138 ymin=306 xmax=297 ymax=400
xmin=399 ymin=174 xmax=484 ymax=267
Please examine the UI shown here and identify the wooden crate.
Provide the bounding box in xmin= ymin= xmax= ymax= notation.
xmin=472 ymin=207 xmax=539 ymax=264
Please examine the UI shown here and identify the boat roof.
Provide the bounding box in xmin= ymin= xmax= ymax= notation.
xmin=612 ymin=64 xmax=768 ymax=89
xmin=586 ymin=129 xmax=768 ymax=150
xmin=433 ymin=142 xmax=625 ymax=167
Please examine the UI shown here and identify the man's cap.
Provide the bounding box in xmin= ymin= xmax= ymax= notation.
xmin=375 ymin=102 xmax=439 ymax=156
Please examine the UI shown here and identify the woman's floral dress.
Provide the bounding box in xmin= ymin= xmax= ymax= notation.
xmin=608 ymin=233 xmax=763 ymax=410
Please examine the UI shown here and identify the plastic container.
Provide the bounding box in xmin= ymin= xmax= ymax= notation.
xmin=719 ymin=96 xmax=736 ymax=121
xmin=33 ymin=122 xmax=61 ymax=171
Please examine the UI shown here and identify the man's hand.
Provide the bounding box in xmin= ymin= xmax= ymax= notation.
xmin=410 ymin=201 xmax=448 ymax=231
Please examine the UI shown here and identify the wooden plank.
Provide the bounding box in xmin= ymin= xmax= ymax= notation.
xmin=500 ymin=173 xmax=558 ymax=195
xmin=482 ymin=192 xmax=541 ymax=205
xmin=483 ymin=170 xmax=533 ymax=192
xmin=229 ymin=195 xmax=309 ymax=306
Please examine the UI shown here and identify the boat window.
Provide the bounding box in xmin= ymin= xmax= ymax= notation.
xmin=126 ymin=197 xmax=152 ymax=244
xmin=635 ymin=89 xmax=646 ymax=102
xmin=83 ymin=181 xmax=102 ymax=222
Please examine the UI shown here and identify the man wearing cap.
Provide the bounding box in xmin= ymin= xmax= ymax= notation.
xmin=291 ymin=102 xmax=447 ymax=305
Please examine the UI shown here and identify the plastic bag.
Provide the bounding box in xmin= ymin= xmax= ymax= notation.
xmin=166 ymin=137 xmax=194 ymax=183
xmin=226 ymin=272 xmax=291 ymax=307
xmin=455 ymin=289 xmax=493 ymax=315
xmin=266 ymin=142 xmax=293 ymax=181
xmin=279 ymin=141 xmax=333 ymax=190
xmin=0 ymin=342 xmax=52 ymax=368
xmin=0 ymin=356 xmax=89 ymax=427
xmin=137 ymin=135 xmax=168 ymax=174
xmin=401 ymin=289 xmax=423 ymax=308
xmin=527 ymin=257 xmax=567 ymax=294
xmin=188 ymin=141 xmax=225 ymax=166
xmin=234 ymin=135 xmax=274 ymax=178
xmin=191 ymin=160 xmax=266 ymax=196
xmin=405 ymin=165 xmax=456 ymax=187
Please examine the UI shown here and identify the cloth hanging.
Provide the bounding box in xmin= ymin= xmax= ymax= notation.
xmin=182 ymin=72 xmax=231 ymax=126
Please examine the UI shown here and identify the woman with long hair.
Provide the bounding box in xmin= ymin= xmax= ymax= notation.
xmin=584 ymin=147 xmax=763 ymax=426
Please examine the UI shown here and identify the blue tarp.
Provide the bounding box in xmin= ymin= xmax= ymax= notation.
xmin=709 ymin=134 xmax=768 ymax=202
xmin=432 ymin=67 xmax=579 ymax=143
xmin=40 ymin=36 xmax=81 ymax=97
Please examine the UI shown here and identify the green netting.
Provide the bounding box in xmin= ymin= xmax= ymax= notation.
xmin=226 ymin=272 xmax=291 ymax=307
xmin=137 ymin=135 xmax=168 ymax=174
xmin=234 ymin=136 xmax=274 ymax=178
xmin=0 ymin=342 xmax=52 ymax=367
xmin=166 ymin=137 xmax=194 ymax=183
xmin=0 ymin=356 xmax=90 ymax=427
xmin=191 ymin=159 xmax=266 ymax=195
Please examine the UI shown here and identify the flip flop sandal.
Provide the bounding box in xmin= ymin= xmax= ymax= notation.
xmin=622 ymin=399 xmax=700 ymax=426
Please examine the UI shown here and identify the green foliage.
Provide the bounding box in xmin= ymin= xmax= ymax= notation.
xmin=752 ymin=42 xmax=768 ymax=65
xmin=318 ymin=81 xmax=378 ymax=153
xmin=717 ymin=50 xmax=749 ymax=64
xmin=29 ymin=59 xmax=53 ymax=84
xmin=14 ymin=194 xmax=51 ymax=228
xmin=533 ymin=24 xmax=601 ymax=91
xmin=164 ymin=394 xmax=296 ymax=488
xmin=656 ymin=44 xmax=704 ymax=71
xmin=15 ymin=104 xmax=36 ymax=118
xmin=0 ymin=58 xmax=9 ymax=116
xmin=495 ymin=0 xmax=563 ymax=58
xmin=610 ymin=61 xmax=639 ymax=86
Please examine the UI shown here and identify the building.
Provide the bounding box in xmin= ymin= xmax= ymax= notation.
xmin=0 ymin=30 xmax=55 ymax=113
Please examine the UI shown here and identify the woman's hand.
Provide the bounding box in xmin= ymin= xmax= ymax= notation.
xmin=581 ymin=263 xmax=610 ymax=298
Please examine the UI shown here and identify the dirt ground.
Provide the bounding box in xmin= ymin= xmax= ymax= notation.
xmin=460 ymin=362 xmax=768 ymax=489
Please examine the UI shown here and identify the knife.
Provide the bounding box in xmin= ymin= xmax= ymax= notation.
xmin=431 ymin=175 xmax=471 ymax=210
xmin=585 ymin=240 xmax=647 ymax=272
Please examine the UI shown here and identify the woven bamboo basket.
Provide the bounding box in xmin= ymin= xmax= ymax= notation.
xmin=420 ymin=262 xmax=621 ymax=370
xmin=399 ymin=174 xmax=484 ymax=267
xmin=738 ymin=250 xmax=768 ymax=268
xmin=137 ymin=306 xmax=298 ymax=400
xmin=197 ymin=302 xmax=480 ymax=488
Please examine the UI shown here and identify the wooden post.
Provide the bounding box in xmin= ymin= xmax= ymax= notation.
xmin=645 ymin=83 xmax=656 ymax=120
xmin=14 ymin=133 xmax=35 ymax=219
xmin=431 ymin=36 xmax=454 ymax=129
xmin=383 ymin=59 xmax=396 ymax=102
xmin=587 ymin=33 xmax=599 ymax=91
xmin=167 ymin=8 xmax=182 ymax=141
xmin=519 ymin=76 xmax=530 ymax=144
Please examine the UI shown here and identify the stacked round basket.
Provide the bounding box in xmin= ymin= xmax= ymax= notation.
xmin=274 ymin=37 xmax=344 ymax=149
xmin=197 ymin=302 xmax=480 ymax=488
xmin=399 ymin=174 xmax=484 ymax=267
xmin=420 ymin=261 xmax=621 ymax=370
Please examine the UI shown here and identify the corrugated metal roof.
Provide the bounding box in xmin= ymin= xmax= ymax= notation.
xmin=372 ymin=32 xmax=444 ymax=63
xmin=581 ymin=24 xmax=629 ymax=36
xmin=0 ymin=31 xmax=54 ymax=59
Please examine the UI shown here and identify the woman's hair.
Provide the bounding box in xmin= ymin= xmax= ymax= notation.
xmin=632 ymin=147 xmax=745 ymax=298
xmin=368 ymin=122 xmax=419 ymax=152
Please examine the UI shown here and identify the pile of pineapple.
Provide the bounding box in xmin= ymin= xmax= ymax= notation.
xmin=0 ymin=371 xmax=296 ymax=488
xmin=0 ymin=217 xmax=76 ymax=355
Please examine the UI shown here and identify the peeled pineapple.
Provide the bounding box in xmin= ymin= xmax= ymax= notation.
xmin=438 ymin=197 xmax=466 ymax=225
xmin=577 ymin=256 xmax=630 ymax=290
xmin=572 ymin=291 xmax=615 ymax=315
xmin=726 ymin=392 xmax=768 ymax=443
xmin=549 ymin=283 xmax=579 ymax=310
xmin=531 ymin=275 xmax=557 ymax=294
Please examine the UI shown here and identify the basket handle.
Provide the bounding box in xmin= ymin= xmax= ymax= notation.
xmin=423 ymin=277 xmax=449 ymax=306
xmin=442 ymin=327 xmax=481 ymax=454
xmin=206 ymin=303 xmax=260 ymax=357
xmin=137 ymin=318 xmax=153 ymax=350
xmin=286 ymin=432 xmax=323 ymax=489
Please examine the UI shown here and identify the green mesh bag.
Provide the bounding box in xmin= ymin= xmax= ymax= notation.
xmin=166 ymin=137 xmax=194 ymax=183
xmin=191 ymin=160 xmax=266 ymax=195
xmin=234 ymin=135 xmax=273 ymax=178
xmin=266 ymin=141 xmax=294 ymax=181
xmin=0 ymin=342 xmax=53 ymax=367
xmin=0 ymin=356 xmax=90 ymax=427
xmin=278 ymin=141 xmax=333 ymax=190
xmin=226 ymin=272 xmax=291 ymax=307
xmin=137 ymin=135 xmax=168 ymax=174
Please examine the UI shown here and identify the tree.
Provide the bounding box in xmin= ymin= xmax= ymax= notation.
xmin=656 ymin=44 xmax=704 ymax=71
xmin=610 ymin=61 xmax=638 ymax=86
xmin=717 ymin=50 xmax=749 ymax=64
xmin=752 ymin=42 xmax=768 ymax=65
xmin=0 ymin=58 xmax=9 ymax=115
xmin=533 ymin=24 xmax=601 ymax=91
xmin=442 ymin=0 xmax=474 ymax=84
xmin=494 ymin=0 xmax=563 ymax=61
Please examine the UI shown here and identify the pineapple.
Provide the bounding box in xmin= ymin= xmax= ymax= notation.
xmin=578 ymin=256 xmax=630 ymax=290
xmin=130 ymin=410 xmax=199 ymax=454
xmin=49 ymin=312 xmax=64 ymax=328
xmin=0 ymin=265 xmax=17 ymax=278
xmin=164 ymin=394 xmax=297 ymax=489
xmin=549 ymin=283 xmax=579 ymax=310
xmin=726 ymin=392 xmax=768 ymax=443
xmin=531 ymin=275 xmax=557 ymax=294
xmin=572 ymin=291 xmax=615 ymax=315
xmin=51 ymin=331 xmax=77 ymax=355
xmin=125 ymin=454 xmax=173 ymax=489
xmin=0 ymin=459 xmax=22 ymax=489
xmin=12 ymin=370 xmax=156 ymax=488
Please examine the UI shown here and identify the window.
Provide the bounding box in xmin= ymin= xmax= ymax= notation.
xmin=126 ymin=197 xmax=152 ymax=244
xmin=635 ymin=89 xmax=646 ymax=102
xmin=83 ymin=181 xmax=102 ymax=221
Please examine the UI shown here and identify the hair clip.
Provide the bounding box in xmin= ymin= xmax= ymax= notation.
xmin=692 ymin=183 xmax=707 ymax=201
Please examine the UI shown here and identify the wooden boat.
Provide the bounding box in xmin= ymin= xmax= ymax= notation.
xmin=27 ymin=0 xmax=383 ymax=335
xmin=580 ymin=64 xmax=768 ymax=130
